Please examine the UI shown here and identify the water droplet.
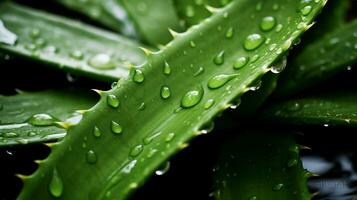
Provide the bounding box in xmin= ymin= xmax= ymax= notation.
xmin=185 ymin=5 xmax=195 ymax=17
xmin=165 ymin=133 xmax=175 ymax=142
xmin=86 ymin=150 xmax=97 ymax=164
xmin=28 ymin=132 xmax=37 ymax=137
xmin=225 ymin=27 xmax=234 ymax=39
xmin=132 ymin=69 xmax=145 ymax=83
xmin=244 ymin=34 xmax=265 ymax=51
xmin=213 ymin=51 xmax=225 ymax=65
xmin=323 ymin=123 xmax=329 ymax=127
xmin=163 ymin=62 xmax=171 ymax=75
xmin=155 ymin=161 xmax=170 ymax=176
xmin=250 ymin=196 xmax=258 ymax=200
xmin=208 ymin=74 xmax=238 ymax=89
xmin=24 ymin=43 xmax=37 ymax=51
xmin=270 ymin=56 xmax=287 ymax=73
xmin=181 ymin=86 xmax=204 ymax=108
xmin=107 ymin=94 xmax=120 ymax=108
xmin=272 ymin=183 xmax=284 ymax=191
xmin=204 ymin=99 xmax=215 ymax=110
xmin=260 ymin=16 xmax=276 ymax=31
xmin=143 ymin=131 xmax=162 ymax=145
xmin=130 ymin=145 xmax=143 ymax=157
xmin=93 ymin=126 xmax=102 ymax=138
xmin=70 ymin=50 xmax=84 ymax=60
xmin=193 ymin=66 xmax=205 ymax=77
xmin=190 ymin=41 xmax=196 ymax=48
xmin=287 ymin=159 xmax=298 ymax=167
xmin=160 ymin=86 xmax=171 ymax=99
xmin=249 ymin=80 xmax=262 ymax=91
xmin=111 ymin=121 xmax=122 ymax=134
xmin=3 ymin=132 xmax=18 ymax=138
xmin=301 ymin=5 xmax=312 ymax=16
xmin=138 ymin=102 xmax=145 ymax=111
xmin=49 ymin=168 xmax=63 ymax=198
xmin=88 ymin=53 xmax=115 ymax=69
xmin=275 ymin=24 xmax=283 ymax=32
xmin=28 ymin=113 xmax=56 ymax=126
xmin=29 ymin=28 xmax=41 ymax=39
xmin=233 ymin=57 xmax=248 ymax=69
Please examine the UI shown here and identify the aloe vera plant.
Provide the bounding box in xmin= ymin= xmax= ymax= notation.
xmin=16 ymin=0 xmax=326 ymax=199
xmin=0 ymin=2 xmax=146 ymax=82
xmin=0 ymin=89 xmax=96 ymax=146
xmin=2 ymin=0 xmax=357 ymax=199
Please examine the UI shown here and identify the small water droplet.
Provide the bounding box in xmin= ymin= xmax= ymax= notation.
xmin=28 ymin=113 xmax=56 ymax=126
xmin=93 ymin=126 xmax=102 ymax=138
xmin=107 ymin=94 xmax=120 ymax=108
xmin=132 ymin=69 xmax=145 ymax=83
xmin=86 ymin=150 xmax=97 ymax=164
xmin=272 ymin=183 xmax=284 ymax=191
xmin=270 ymin=56 xmax=287 ymax=73
xmin=163 ymin=62 xmax=171 ymax=75
xmin=49 ymin=168 xmax=63 ymax=198
xmin=193 ymin=66 xmax=205 ymax=77
xmin=130 ymin=145 xmax=143 ymax=157
xmin=249 ymin=80 xmax=262 ymax=91
xmin=181 ymin=86 xmax=204 ymax=108
xmin=225 ymin=27 xmax=234 ymax=39
xmin=88 ymin=53 xmax=115 ymax=69
xmin=260 ymin=16 xmax=276 ymax=31
xmin=233 ymin=56 xmax=248 ymax=69
xmin=165 ymin=133 xmax=175 ymax=142
xmin=143 ymin=131 xmax=162 ymax=145
xmin=204 ymin=99 xmax=215 ymax=110
xmin=286 ymin=102 xmax=301 ymax=112
xmin=244 ymin=34 xmax=265 ymax=51
xmin=111 ymin=121 xmax=122 ymax=134
xmin=29 ymin=28 xmax=41 ymax=39
xmin=275 ymin=24 xmax=283 ymax=32
xmin=301 ymin=5 xmax=312 ymax=15
xmin=287 ymin=159 xmax=298 ymax=167
xmin=213 ymin=51 xmax=225 ymax=65
xmin=190 ymin=41 xmax=196 ymax=48
xmin=160 ymin=86 xmax=171 ymax=99
xmin=138 ymin=102 xmax=145 ymax=111
xmin=70 ymin=50 xmax=84 ymax=60
xmin=28 ymin=132 xmax=37 ymax=137
xmin=155 ymin=161 xmax=170 ymax=176
xmin=208 ymin=74 xmax=238 ymax=89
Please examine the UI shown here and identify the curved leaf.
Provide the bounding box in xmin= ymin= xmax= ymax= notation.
xmin=18 ymin=0 xmax=325 ymax=199
xmin=0 ymin=89 xmax=96 ymax=146
xmin=0 ymin=2 xmax=146 ymax=82
xmin=214 ymin=131 xmax=311 ymax=200
xmin=261 ymin=92 xmax=357 ymax=127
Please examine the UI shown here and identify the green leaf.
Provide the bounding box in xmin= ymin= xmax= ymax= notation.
xmin=56 ymin=0 xmax=183 ymax=45
xmin=0 ymin=90 xmax=96 ymax=146
xmin=0 ymin=2 xmax=146 ymax=82
xmin=0 ymin=19 xmax=17 ymax=45
xmin=214 ymin=131 xmax=311 ymax=200
xmin=18 ymin=0 xmax=325 ymax=199
xmin=261 ymin=92 xmax=357 ymax=127
xmin=276 ymin=20 xmax=357 ymax=97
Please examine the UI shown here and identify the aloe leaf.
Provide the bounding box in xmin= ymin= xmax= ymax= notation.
xmin=214 ymin=132 xmax=311 ymax=200
xmin=18 ymin=0 xmax=325 ymax=199
xmin=56 ymin=0 xmax=183 ymax=45
xmin=0 ymin=90 xmax=96 ymax=146
xmin=276 ymin=20 xmax=357 ymax=97
xmin=0 ymin=2 xmax=146 ymax=82
xmin=261 ymin=92 xmax=357 ymax=127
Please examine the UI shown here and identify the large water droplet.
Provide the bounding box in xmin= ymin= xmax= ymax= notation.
xmin=163 ymin=62 xmax=171 ymax=75
xmin=28 ymin=113 xmax=56 ymax=126
xmin=130 ymin=145 xmax=143 ymax=157
xmin=301 ymin=5 xmax=312 ymax=16
xmin=86 ymin=150 xmax=97 ymax=164
xmin=160 ymin=86 xmax=171 ymax=99
xmin=181 ymin=86 xmax=204 ymax=108
xmin=49 ymin=168 xmax=63 ymax=198
xmin=111 ymin=121 xmax=122 ymax=134
xmin=225 ymin=27 xmax=234 ymax=39
xmin=107 ymin=94 xmax=120 ymax=108
xmin=270 ymin=56 xmax=287 ymax=74
xmin=132 ymin=69 xmax=145 ymax=83
xmin=213 ymin=51 xmax=225 ymax=65
xmin=93 ymin=126 xmax=102 ymax=138
xmin=208 ymin=74 xmax=238 ymax=89
xmin=260 ymin=16 xmax=276 ymax=31
xmin=155 ymin=161 xmax=170 ymax=176
xmin=244 ymin=34 xmax=265 ymax=51
xmin=233 ymin=57 xmax=248 ymax=69
xmin=88 ymin=53 xmax=115 ymax=69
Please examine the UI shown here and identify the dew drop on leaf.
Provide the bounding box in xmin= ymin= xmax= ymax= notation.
xmin=93 ymin=126 xmax=102 ymax=138
xmin=244 ymin=34 xmax=265 ymax=51
xmin=107 ymin=94 xmax=120 ymax=108
xmin=155 ymin=161 xmax=170 ymax=176
xmin=301 ymin=5 xmax=312 ymax=16
xmin=233 ymin=56 xmax=248 ymax=69
xmin=208 ymin=74 xmax=237 ymax=89
xmin=130 ymin=145 xmax=143 ymax=157
xmin=88 ymin=53 xmax=115 ymax=69
xmin=181 ymin=86 xmax=204 ymax=108
xmin=163 ymin=61 xmax=171 ymax=75
xmin=204 ymin=99 xmax=215 ymax=110
xmin=111 ymin=121 xmax=122 ymax=134
xmin=225 ymin=27 xmax=234 ymax=39
xmin=160 ymin=86 xmax=171 ymax=99
xmin=260 ymin=16 xmax=276 ymax=31
xmin=132 ymin=69 xmax=145 ymax=83
xmin=213 ymin=51 xmax=225 ymax=65
xmin=49 ymin=168 xmax=63 ymax=198
xmin=28 ymin=113 xmax=56 ymax=126
xmin=70 ymin=50 xmax=84 ymax=60
xmin=86 ymin=150 xmax=97 ymax=164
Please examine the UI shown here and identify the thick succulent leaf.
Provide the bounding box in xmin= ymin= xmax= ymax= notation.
xmin=214 ymin=131 xmax=311 ymax=200
xmin=0 ymin=90 xmax=96 ymax=146
xmin=55 ymin=0 xmax=183 ymax=45
xmin=261 ymin=92 xmax=357 ymax=127
xmin=0 ymin=2 xmax=146 ymax=82
xmin=19 ymin=0 xmax=325 ymax=199
xmin=276 ymin=20 xmax=357 ymax=97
